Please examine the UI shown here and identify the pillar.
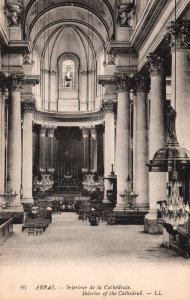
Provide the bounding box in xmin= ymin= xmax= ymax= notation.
xmin=90 ymin=126 xmax=97 ymax=173
xmin=0 ymin=72 xmax=6 ymax=194
xmin=115 ymin=75 xmax=131 ymax=210
xmin=80 ymin=126 xmax=90 ymax=173
xmin=133 ymin=73 xmax=149 ymax=211
xmin=22 ymin=99 xmax=35 ymax=204
xmin=102 ymin=100 xmax=115 ymax=199
xmin=7 ymin=73 xmax=25 ymax=209
xmin=39 ymin=125 xmax=46 ymax=172
xmin=144 ymin=54 xmax=167 ymax=233
xmin=167 ymin=21 xmax=190 ymax=151
xmin=47 ymin=126 xmax=56 ymax=179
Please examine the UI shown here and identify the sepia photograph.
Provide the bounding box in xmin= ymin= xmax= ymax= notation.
xmin=0 ymin=0 xmax=190 ymax=300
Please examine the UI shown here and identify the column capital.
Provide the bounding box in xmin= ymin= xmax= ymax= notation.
xmin=0 ymin=72 xmax=7 ymax=91
xmin=80 ymin=126 xmax=89 ymax=138
xmin=102 ymin=100 xmax=116 ymax=113
xmin=40 ymin=125 xmax=47 ymax=137
xmin=133 ymin=73 xmax=150 ymax=93
xmin=23 ymin=99 xmax=35 ymax=113
xmin=47 ymin=126 xmax=56 ymax=138
xmin=165 ymin=21 xmax=190 ymax=50
xmin=90 ymin=126 xmax=97 ymax=139
xmin=114 ymin=73 xmax=132 ymax=92
xmin=146 ymin=53 xmax=165 ymax=75
xmin=7 ymin=73 xmax=26 ymax=91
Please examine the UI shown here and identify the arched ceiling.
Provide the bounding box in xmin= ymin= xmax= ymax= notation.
xmin=23 ymin=0 xmax=115 ymax=58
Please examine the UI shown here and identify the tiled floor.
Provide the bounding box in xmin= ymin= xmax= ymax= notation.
xmin=0 ymin=212 xmax=189 ymax=265
xmin=1 ymin=213 xmax=190 ymax=300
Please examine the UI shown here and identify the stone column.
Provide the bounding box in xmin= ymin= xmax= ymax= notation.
xmin=133 ymin=73 xmax=149 ymax=211
xmin=22 ymin=99 xmax=35 ymax=204
xmin=102 ymin=100 xmax=115 ymax=199
xmin=0 ymin=73 xmax=6 ymax=194
xmin=80 ymin=126 xmax=90 ymax=173
xmin=115 ymin=75 xmax=131 ymax=210
xmin=90 ymin=126 xmax=97 ymax=173
xmin=39 ymin=126 xmax=46 ymax=172
xmin=7 ymin=73 xmax=25 ymax=209
xmin=144 ymin=54 xmax=167 ymax=233
xmin=47 ymin=126 xmax=56 ymax=178
xmin=166 ymin=21 xmax=190 ymax=150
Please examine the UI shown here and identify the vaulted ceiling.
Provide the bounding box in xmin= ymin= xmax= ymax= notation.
xmin=23 ymin=0 xmax=115 ymax=60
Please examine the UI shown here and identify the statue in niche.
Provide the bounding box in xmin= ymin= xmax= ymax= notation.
xmin=165 ymin=104 xmax=178 ymax=143
xmin=118 ymin=4 xmax=134 ymax=27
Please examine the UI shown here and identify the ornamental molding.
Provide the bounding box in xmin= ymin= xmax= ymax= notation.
xmin=146 ymin=53 xmax=164 ymax=75
xmin=165 ymin=21 xmax=190 ymax=50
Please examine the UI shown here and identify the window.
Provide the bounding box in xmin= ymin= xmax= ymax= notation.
xmin=62 ymin=59 xmax=75 ymax=88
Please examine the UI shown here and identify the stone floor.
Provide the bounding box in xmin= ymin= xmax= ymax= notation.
xmin=0 ymin=213 xmax=190 ymax=300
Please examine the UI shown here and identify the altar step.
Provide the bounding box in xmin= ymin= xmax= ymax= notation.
xmin=113 ymin=211 xmax=146 ymax=225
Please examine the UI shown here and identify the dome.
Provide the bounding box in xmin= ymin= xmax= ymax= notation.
xmin=148 ymin=142 xmax=190 ymax=172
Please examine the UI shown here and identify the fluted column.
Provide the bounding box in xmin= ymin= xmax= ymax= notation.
xmin=22 ymin=99 xmax=35 ymax=203
xmin=102 ymin=100 xmax=115 ymax=199
xmin=0 ymin=73 xmax=6 ymax=194
xmin=90 ymin=126 xmax=97 ymax=173
xmin=7 ymin=74 xmax=25 ymax=208
xmin=133 ymin=73 xmax=149 ymax=211
xmin=144 ymin=54 xmax=167 ymax=233
xmin=80 ymin=126 xmax=90 ymax=173
xmin=166 ymin=21 xmax=190 ymax=150
xmin=39 ymin=126 xmax=46 ymax=172
xmin=115 ymin=75 xmax=131 ymax=210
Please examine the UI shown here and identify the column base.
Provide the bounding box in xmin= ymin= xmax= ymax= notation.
xmin=144 ymin=213 xmax=163 ymax=234
xmin=102 ymin=197 xmax=112 ymax=204
xmin=114 ymin=203 xmax=126 ymax=211
xmin=21 ymin=197 xmax=34 ymax=204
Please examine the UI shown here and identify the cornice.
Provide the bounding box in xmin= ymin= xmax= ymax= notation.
xmin=106 ymin=41 xmax=136 ymax=56
xmin=98 ymin=75 xmax=116 ymax=86
xmin=34 ymin=108 xmax=104 ymax=125
xmin=131 ymin=0 xmax=168 ymax=51
xmin=6 ymin=40 xmax=31 ymax=54
xmin=25 ymin=75 xmax=40 ymax=85
xmin=136 ymin=0 xmax=190 ymax=70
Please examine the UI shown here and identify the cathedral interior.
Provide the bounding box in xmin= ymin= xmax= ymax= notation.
xmin=0 ymin=0 xmax=190 ymax=263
